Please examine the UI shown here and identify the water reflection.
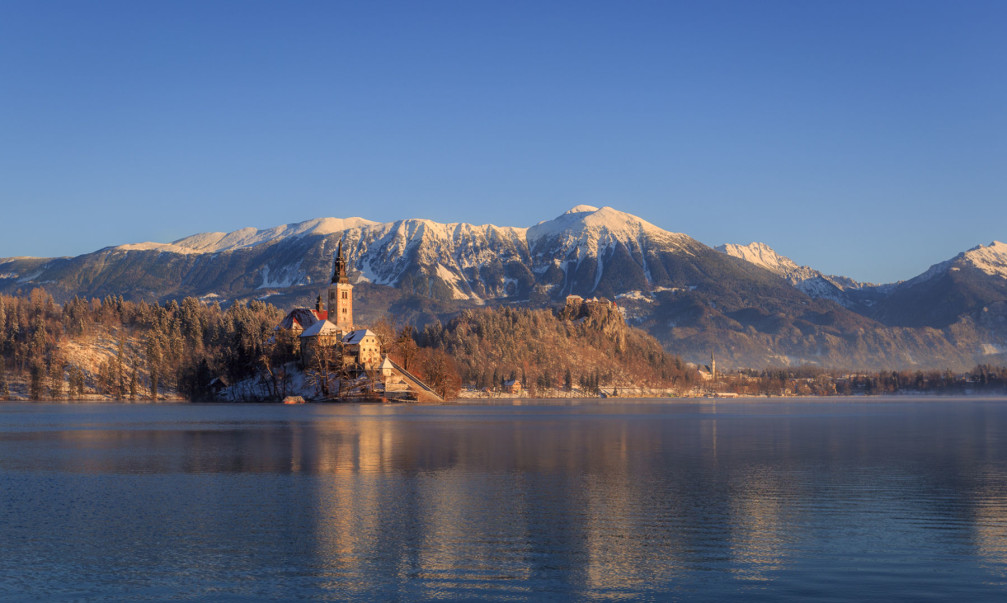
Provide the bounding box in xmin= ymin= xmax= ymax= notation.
xmin=3 ymin=400 xmax=1007 ymax=599
xmin=729 ymin=467 xmax=791 ymax=581
xmin=973 ymin=480 xmax=1007 ymax=579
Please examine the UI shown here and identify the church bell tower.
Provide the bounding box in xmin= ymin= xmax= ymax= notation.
xmin=327 ymin=240 xmax=353 ymax=331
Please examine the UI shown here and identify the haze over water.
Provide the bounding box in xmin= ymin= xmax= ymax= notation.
xmin=3 ymin=399 xmax=1007 ymax=600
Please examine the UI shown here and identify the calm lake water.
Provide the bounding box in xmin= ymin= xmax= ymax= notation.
xmin=3 ymin=399 xmax=1007 ymax=601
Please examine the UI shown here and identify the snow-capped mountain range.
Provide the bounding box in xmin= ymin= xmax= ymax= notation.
xmin=904 ymin=240 xmax=1007 ymax=283
xmin=719 ymin=240 xmax=1007 ymax=288
xmin=1 ymin=205 xmax=1005 ymax=370
xmin=716 ymin=241 xmax=873 ymax=304
xmin=113 ymin=204 xmax=706 ymax=304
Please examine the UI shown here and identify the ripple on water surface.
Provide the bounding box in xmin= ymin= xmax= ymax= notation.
xmin=2 ymin=399 xmax=1007 ymax=600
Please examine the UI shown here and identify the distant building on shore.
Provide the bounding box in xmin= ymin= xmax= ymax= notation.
xmin=503 ymin=379 xmax=522 ymax=395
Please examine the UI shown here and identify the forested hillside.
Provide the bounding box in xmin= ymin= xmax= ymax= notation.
xmin=419 ymin=301 xmax=698 ymax=393
xmin=0 ymin=290 xmax=281 ymax=401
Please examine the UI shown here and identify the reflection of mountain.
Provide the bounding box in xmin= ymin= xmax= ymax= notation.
xmin=12 ymin=403 xmax=1007 ymax=597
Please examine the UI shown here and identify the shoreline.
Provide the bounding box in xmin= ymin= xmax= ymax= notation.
xmin=5 ymin=392 xmax=1007 ymax=405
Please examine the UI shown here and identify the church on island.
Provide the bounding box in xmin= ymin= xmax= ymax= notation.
xmin=276 ymin=241 xmax=442 ymax=402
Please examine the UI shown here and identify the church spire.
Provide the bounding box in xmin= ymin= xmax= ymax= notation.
xmin=332 ymin=240 xmax=349 ymax=284
xmin=327 ymin=239 xmax=353 ymax=331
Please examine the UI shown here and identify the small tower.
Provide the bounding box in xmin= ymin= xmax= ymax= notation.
xmin=327 ymin=240 xmax=353 ymax=332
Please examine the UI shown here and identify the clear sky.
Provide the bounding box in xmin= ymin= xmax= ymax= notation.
xmin=1 ymin=0 xmax=1005 ymax=283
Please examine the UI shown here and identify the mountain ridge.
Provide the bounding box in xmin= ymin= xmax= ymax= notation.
xmin=1 ymin=206 xmax=1004 ymax=370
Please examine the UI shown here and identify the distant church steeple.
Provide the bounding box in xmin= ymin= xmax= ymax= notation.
xmin=332 ymin=240 xmax=349 ymax=285
xmin=327 ymin=240 xmax=353 ymax=331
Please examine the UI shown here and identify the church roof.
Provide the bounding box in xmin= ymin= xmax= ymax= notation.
xmin=300 ymin=319 xmax=340 ymax=338
xmin=342 ymin=329 xmax=377 ymax=344
xmin=276 ymin=308 xmax=326 ymax=331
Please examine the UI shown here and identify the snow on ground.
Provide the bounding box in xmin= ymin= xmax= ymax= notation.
xmin=981 ymin=343 xmax=1006 ymax=356
xmin=258 ymin=262 xmax=305 ymax=289
xmin=434 ymin=263 xmax=482 ymax=301
xmin=219 ymin=363 xmax=358 ymax=402
xmin=18 ymin=269 xmax=44 ymax=283
xmin=615 ymin=290 xmax=654 ymax=303
xmin=502 ymin=277 xmax=520 ymax=295
xmin=354 ymin=260 xmax=382 ymax=285
xmin=52 ymin=327 xmax=180 ymax=400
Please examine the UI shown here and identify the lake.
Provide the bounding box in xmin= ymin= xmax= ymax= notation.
xmin=3 ymin=398 xmax=1007 ymax=601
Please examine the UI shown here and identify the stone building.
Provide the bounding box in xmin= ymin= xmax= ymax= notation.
xmin=299 ymin=319 xmax=341 ymax=365
xmin=342 ymin=329 xmax=381 ymax=369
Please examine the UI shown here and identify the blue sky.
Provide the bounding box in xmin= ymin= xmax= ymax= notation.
xmin=1 ymin=1 xmax=1005 ymax=283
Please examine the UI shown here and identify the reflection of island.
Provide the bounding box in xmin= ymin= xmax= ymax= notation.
xmin=30 ymin=402 xmax=1007 ymax=597
xmin=974 ymin=489 xmax=1007 ymax=577
xmin=302 ymin=408 xmax=732 ymax=596
xmin=729 ymin=468 xmax=790 ymax=581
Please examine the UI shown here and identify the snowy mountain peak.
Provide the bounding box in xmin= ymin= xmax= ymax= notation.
xmin=169 ymin=217 xmax=378 ymax=253
xmin=912 ymin=240 xmax=1007 ymax=285
xmin=716 ymin=242 xmax=801 ymax=276
xmin=717 ymin=241 xmax=870 ymax=304
xmin=960 ymin=240 xmax=1007 ymax=279
xmin=528 ymin=205 xmax=688 ymax=246
xmin=114 ymin=242 xmax=202 ymax=255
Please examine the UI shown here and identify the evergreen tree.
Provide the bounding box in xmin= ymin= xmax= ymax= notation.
xmin=68 ymin=366 xmax=85 ymax=399
xmin=48 ymin=359 xmax=65 ymax=400
xmin=0 ymin=297 xmax=7 ymax=355
xmin=29 ymin=365 xmax=44 ymax=401
xmin=129 ymin=365 xmax=138 ymax=401
xmin=146 ymin=326 xmax=164 ymax=400
xmin=115 ymin=337 xmax=125 ymax=399
xmin=0 ymin=362 xmax=9 ymax=400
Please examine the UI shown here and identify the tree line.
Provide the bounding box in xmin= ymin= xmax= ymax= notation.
xmin=0 ymin=290 xmax=281 ymax=400
xmin=716 ymin=365 xmax=1007 ymax=396
xmin=0 ymin=289 xmax=462 ymax=401
xmin=417 ymin=303 xmax=698 ymax=395
xmin=5 ymin=288 xmax=1000 ymax=402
